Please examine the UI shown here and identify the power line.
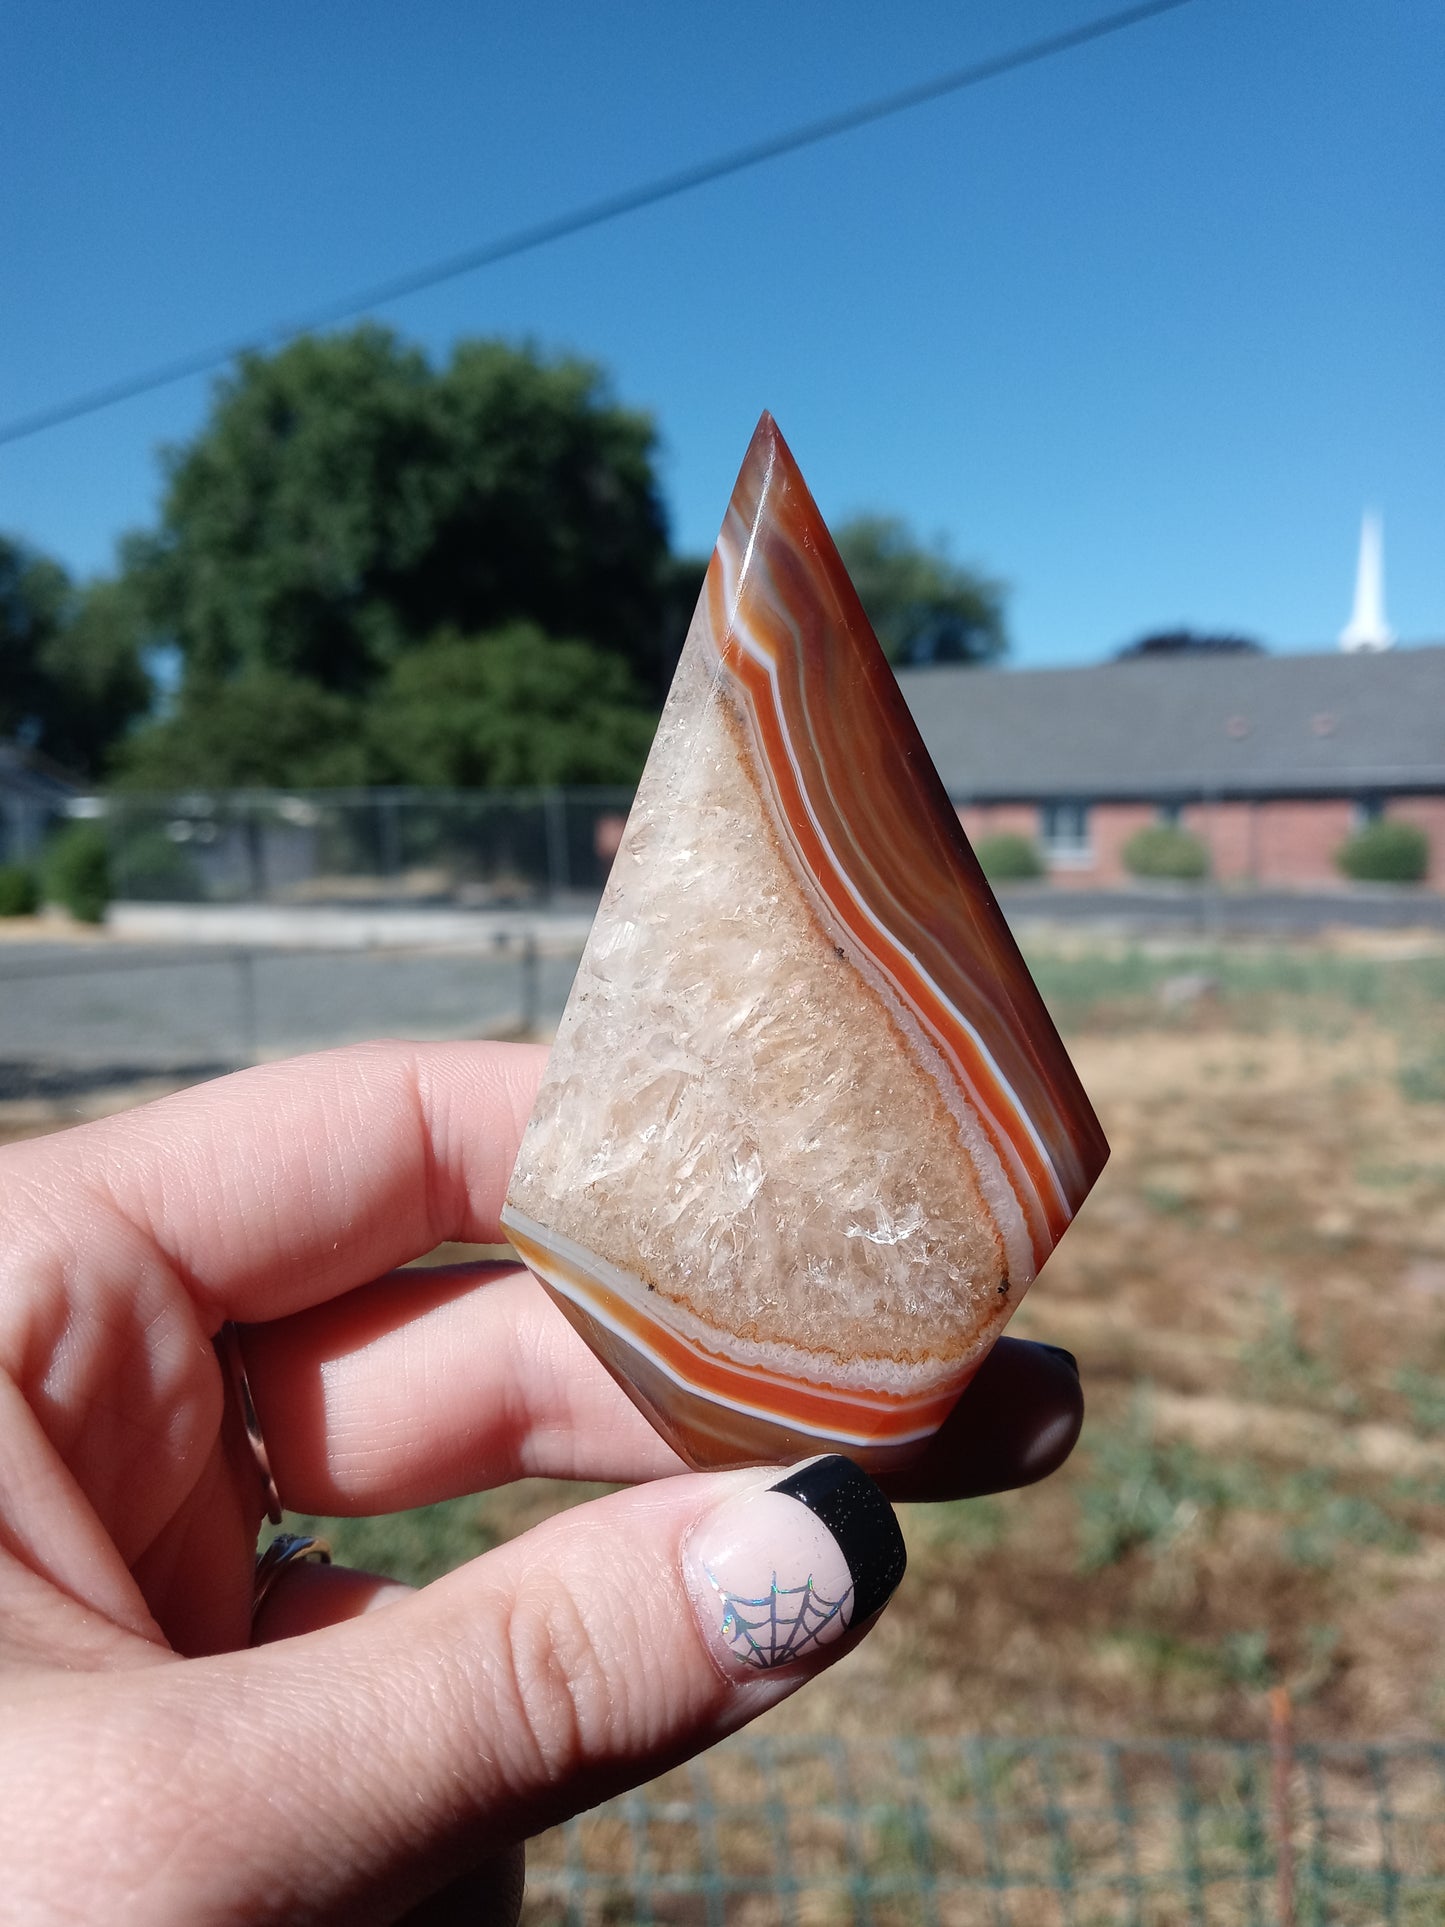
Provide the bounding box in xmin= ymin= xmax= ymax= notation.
xmin=0 ymin=0 xmax=1196 ymax=450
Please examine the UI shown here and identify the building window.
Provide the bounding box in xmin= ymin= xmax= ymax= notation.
xmin=1352 ymin=795 xmax=1385 ymax=829
xmin=1040 ymin=800 xmax=1092 ymax=866
xmin=1156 ymin=801 xmax=1183 ymax=827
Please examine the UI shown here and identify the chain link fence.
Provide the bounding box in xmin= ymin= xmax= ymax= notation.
xmin=95 ymin=786 xmax=635 ymax=906
xmin=50 ymin=788 xmax=1445 ymax=935
xmin=522 ymin=1735 xmax=1445 ymax=1927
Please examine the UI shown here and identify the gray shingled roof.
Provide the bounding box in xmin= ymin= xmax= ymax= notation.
xmin=896 ymin=646 xmax=1445 ymax=802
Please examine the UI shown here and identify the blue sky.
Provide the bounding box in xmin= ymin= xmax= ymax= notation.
xmin=2 ymin=0 xmax=1441 ymax=666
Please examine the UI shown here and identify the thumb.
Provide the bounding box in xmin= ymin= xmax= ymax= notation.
xmin=103 ymin=1458 xmax=903 ymax=1924
xmin=252 ymin=1564 xmax=528 ymax=1927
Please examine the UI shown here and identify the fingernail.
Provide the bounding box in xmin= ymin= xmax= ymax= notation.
xmin=1039 ymin=1344 xmax=1080 ymax=1378
xmin=683 ymin=1455 xmax=906 ymax=1675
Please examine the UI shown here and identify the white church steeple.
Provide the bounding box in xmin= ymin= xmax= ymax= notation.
xmin=1339 ymin=510 xmax=1395 ymax=652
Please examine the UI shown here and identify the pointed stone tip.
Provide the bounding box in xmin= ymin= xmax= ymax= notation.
xmin=745 ymin=410 xmax=797 ymax=478
xmin=734 ymin=413 xmax=819 ymax=541
xmin=744 ymin=409 xmax=780 ymax=468
xmin=727 ymin=413 xmax=813 ymax=545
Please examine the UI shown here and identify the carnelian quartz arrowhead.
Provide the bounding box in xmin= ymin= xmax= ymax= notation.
xmin=503 ymin=414 xmax=1108 ymax=1472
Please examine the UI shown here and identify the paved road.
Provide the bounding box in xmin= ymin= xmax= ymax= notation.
xmin=0 ymin=943 xmax=581 ymax=1098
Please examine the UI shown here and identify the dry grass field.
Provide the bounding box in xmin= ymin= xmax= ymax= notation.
xmin=6 ymin=929 xmax=1445 ymax=1753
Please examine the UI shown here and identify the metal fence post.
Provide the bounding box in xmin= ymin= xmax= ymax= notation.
xmin=520 ymin=933 xmax=540 ymax=1036
xmin=243 ymin=801 xmax=268 ymax=900
xmin=379 ymin=793 xmax=402 ymax=883
xmin=1269 ymin=1687 xmax=1296 ymax=1927
xmin=543 ymin=788 xmax=570 ymax=901
xmin=235 ymin=949 xmax=258 ymax=1065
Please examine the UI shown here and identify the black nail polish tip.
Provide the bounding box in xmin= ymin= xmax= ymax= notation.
xmin=1039 ymin=1344 xmax=1081 ymax=1378
xmin=771 ymin=1454 xmax=906 ymax=1624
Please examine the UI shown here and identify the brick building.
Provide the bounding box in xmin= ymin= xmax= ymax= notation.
xmin=897 ymin=645 xmax=1445 ymax=889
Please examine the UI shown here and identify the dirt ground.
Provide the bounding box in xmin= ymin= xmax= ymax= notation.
xmin=5 ymin=929 xmax=1445 ymax=1748
xmin=843 ymin=932 xmax=1445 ymax=1748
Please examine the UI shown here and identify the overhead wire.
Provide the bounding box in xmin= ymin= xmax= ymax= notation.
xmin=0 ymin=0 xmax=1196 ymax=449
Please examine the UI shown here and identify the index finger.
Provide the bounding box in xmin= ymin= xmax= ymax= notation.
xmin=6 ymin=1040 xmax=547 ymax=1327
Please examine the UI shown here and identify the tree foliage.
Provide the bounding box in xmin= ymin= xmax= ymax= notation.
xmin=0 ymin=537 xmax=150 ymax=778
xmin=0 ymin=535 xmax=68 ymax=744
xmin=116 ymin=672 xmax=369 ymax=791
xmin=10 ymin=330 xmax=1014 ymax=795
xmin=370 ymin=625 xmax=658 ymax=788
xmin=33 ymin=576 xmax=155 ymax=776
xmin=135 ymin=328 xmax=675 ymax=699
xmin=1115 ymin=629 xmax=1264 ymax=660
xmin=117 ymin=629 xmax=661 ymax=792
xmin=834 ymin=515 xmax=1006 ymax=667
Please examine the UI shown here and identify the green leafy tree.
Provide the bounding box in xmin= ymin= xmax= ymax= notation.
xmin=32 ymin=576 xmax=154 ymax=777
xmin=1115 ymin=629 xmax=1264 ymax=659
xmin=368 ymin=625 xmax=657 ymax=788
xmin=0 ymin=536 xmax=151 ymax=778
xmin=834 ymin=515 xmax=1006 ymax=666
xmin=0 ymin=535 xmax=69 ymax=745
xmin=134 ymin=327 xmax=675 ymax=699
xmin=655 ymin=552 xmax=710 ymax=687
xmin=115 ymin=672 xmax=369 ymax=790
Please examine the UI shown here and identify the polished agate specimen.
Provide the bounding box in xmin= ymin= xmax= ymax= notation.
xmin=503 ymin=413 xmax=1108 ymax=1472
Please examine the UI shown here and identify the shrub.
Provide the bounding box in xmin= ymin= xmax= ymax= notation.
xmin=111 ymin=827 xmax=205 ymax=902
xmin=0 ymin=863 xmax=40 ymax=917
xmin=43 ymin=821 xmax=111 ymax=924
xmin=1335 ymin=819 xmax=1429 ymax=885
xmin=1123 ymin=823 xmax=1210 ymax=882
xmin=975 ymin=832 xmax=1044 ymax=883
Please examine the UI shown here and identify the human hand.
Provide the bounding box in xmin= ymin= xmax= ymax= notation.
xmin=0 ymin=1041 xmax=1081 ymax=1924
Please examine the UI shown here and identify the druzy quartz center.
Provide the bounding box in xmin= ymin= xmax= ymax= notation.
xmin=502 ymin=413 xmax=1108 ymax=1472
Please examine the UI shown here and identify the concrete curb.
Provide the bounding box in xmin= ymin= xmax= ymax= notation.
xmin=107 ymin=901 xmax=597 ymax=953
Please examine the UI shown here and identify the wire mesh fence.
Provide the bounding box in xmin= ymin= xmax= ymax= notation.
xmin=53 ymin=787 xmax=1445 ymax=933
xmin=522 ymin=1735 xmax=1445 ymax=1927
xmin=95 ymin=786 xmax=634 ymax=906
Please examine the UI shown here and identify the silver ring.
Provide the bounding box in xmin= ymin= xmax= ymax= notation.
xmin=216 ymin=1321 xmax=284 ymax=1525
xmin=254 ymin=1532 xmax=333 ymax=1619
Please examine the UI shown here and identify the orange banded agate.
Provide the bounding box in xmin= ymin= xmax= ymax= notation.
xmin=502 ymin=414 xmax=1107 ymax=1473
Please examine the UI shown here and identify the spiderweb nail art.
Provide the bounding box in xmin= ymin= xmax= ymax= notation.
xmin=708 ymin=1570 xmax=855 ymax=1668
